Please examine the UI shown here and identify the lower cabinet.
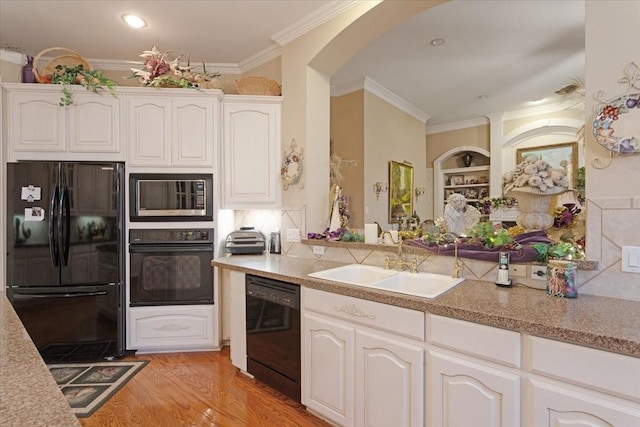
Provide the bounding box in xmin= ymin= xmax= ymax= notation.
xmin=302 ymin=288 xmax=424 ymax=427
xmin=530 ymin=379 xmax=640 ymax=426
xmin=128 ymin=305 xmax=216 ymax=352
xmin=429 ymin=351 xmax=520 ymax=427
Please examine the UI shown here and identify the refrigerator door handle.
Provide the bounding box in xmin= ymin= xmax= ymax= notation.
xmin=12 ymin=291 xmax=109 ymax=299
xmin=60 ymin=184 xmax=71 ymax=265
xmin=49 ymin=184 xmax=60 ymax=267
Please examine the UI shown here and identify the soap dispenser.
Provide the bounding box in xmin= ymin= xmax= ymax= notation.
xmin=495 ymin=251 xmax=512 ymax=287
xmin=269 ymin=231 xmax=281 ymax=254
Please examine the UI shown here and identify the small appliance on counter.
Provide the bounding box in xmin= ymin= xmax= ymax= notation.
xmin=269 ymin=231 xmax=281 ymax=254
xmin=225 ymin=227 xmax=266 ymax=255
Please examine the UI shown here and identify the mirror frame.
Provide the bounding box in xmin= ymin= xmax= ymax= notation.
xmin=388 ymin=160 xmax=413 ymax=223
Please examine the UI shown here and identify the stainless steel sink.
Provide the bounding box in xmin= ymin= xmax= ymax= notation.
xmin=308 ymin=264 xmax=464 ymax=298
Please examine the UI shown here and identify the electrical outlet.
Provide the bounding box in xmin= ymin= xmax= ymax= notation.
xmin=509 ymin=264 xmax=526 ymax=278
xmin=531 ymin=265 xmax=547 ymax=280
xmin=286 ymin=228 xmax=300 ymax=243
xmin=312 ymin=246 xmax=326 ymax=256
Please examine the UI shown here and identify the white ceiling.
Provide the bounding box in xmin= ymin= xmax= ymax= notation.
xmin=0 ymin=0 xmax=585 ymax=128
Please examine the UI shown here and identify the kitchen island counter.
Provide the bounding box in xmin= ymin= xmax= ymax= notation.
xmin=212 ymin=254 xmax=640 ymax=358
xmin=0 ymin=296 xmax=80 ymax=427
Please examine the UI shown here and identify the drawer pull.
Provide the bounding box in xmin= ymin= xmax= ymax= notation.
xmin=335 ymin=304 xmax=376 ymax=319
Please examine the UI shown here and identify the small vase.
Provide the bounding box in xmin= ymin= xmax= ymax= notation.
xmin=546 ymin=260 xmax=577 ymax=298
xmin=462 ymin=152 xmax=473 ymax=167
xmin=22 ymin=55 xmax=36 ymax=83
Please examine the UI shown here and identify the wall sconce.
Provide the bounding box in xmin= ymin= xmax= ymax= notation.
xmin=414 ymin=187 xmax=426 ymax=201
xmin=373 ymin=182 xmax=388 ymax=200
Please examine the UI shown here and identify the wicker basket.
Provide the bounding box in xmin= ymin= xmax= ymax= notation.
xmin=33 ymin=47 xmax=92 ymax=83
xmin=235 ymin=76 xmax=281 ymax=96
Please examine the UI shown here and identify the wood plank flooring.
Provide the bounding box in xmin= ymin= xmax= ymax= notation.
xmin=79 ymin=347 xmax=330 ymax=427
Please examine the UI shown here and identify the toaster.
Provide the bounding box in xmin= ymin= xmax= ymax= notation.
xmin=225 ymin=227 xmax=266 ymax=254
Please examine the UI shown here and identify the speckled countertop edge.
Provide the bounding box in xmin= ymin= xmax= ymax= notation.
xmin=0 ymin=296 xmax=81 ymax=427
xmin=212 ymin=254 xmax=640 ymax=358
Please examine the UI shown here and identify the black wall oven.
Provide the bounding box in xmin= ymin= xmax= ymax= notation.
xmin=129 ymin=229 xmax=214 ymax=306
xmin=245 ymin=274 xmax=301 ymax=402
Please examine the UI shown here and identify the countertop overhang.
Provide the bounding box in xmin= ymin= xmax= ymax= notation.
xmin=212 ymin=254 xmax=640 ymax=358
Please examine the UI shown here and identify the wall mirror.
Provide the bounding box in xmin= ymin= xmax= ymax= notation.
xmin=388 ymin=161 xmax=413 ymax=224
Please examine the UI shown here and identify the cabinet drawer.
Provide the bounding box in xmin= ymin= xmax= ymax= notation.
xmin=303 ymin=288 xmax=425 ymax=341
xmin=129 ymin=305 xmax=215 ymax=351
xmin=429 ymin=314 xmax=521 ymax=368
xmin=529 ymin=336 xmax=640 ymax=402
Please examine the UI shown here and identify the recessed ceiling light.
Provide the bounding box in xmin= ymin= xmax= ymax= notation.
xmin=430 ymin=38 xmax=445 ymax=47
xmin=478 ymin=95 xmax=488 ymax=100
xmin=122 ymin=14 xmax=147 ymax=29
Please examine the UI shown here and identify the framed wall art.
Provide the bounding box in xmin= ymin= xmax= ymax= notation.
xmin=388 ymin=161 xmax=413 ymax=223
xmin=516 ymin=142 xmax=578 ymax=187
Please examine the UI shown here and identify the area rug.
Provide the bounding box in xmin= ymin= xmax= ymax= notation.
xmin=48 ymin=360 xmax=149 ymax=418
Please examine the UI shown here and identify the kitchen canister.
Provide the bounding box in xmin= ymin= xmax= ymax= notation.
xmin=546 ymin=260 xmax=577 ymax=298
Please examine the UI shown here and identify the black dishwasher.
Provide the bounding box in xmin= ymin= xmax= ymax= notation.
xmin=245 ymin=274 xmax=301 ymax=402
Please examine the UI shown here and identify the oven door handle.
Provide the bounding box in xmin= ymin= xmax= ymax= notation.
xmin=129 ymin=244 xmax=213 ymax=253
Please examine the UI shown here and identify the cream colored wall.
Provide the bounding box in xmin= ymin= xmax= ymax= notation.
xmin=425 ymin=124 xmax=490 ymax=167
xmin=578 ymin=0 xmax=640 ymax=300
xmin=330 ymin=90 xmax=364 ymax=228
xmin=365 ymin=91 xmax=427 ymax=229
xmin=0 ymin=61 xmax=21 ymax=83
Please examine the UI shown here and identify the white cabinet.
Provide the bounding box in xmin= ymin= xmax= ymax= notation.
xmin=433 ymin=146 xmax=491 ymax=218
xmin=302 ymin=288 xmax=424 ymax=427
xmin=304 ymin=312 xmax=355 ymax=427
xmin=430 ymin=351 xmax=520 ymax=427
xmin=527 ymin=335 xmax=640 ymax=427
xmin=127 ymin=93 xmax=219 ymax=167
xmin=222 ymin=96 xmax=282 ymax=208
xmin=229 ymin=270 xmax=247 ymax=371
xmin=3 ymin=84 xmax=122 ymax=161
xmin=128 ymin=305 xmax=216 ymax=352
xmin=428 ymin=314 xmax=521 ymax=427
xmin=530 ymin=379 xmax=640 ymax=427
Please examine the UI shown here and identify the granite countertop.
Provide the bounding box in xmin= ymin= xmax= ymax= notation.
xmin=212 ymin=254 xmax=640 ymax=358
xmin=0 ymin=296 xmax=80 ymax=427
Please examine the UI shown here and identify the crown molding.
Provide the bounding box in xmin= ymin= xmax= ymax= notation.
xmin=0 ymin=49 xmax=24 ymax=64
xmin=331 ymin=76 xmax=429 ymax=123
xmin=503 ymin=99 xmax=580 ymax=121
xmin=426 ymin=117 xmax=489 ymax=135
xmin=239 ymin=44 xmax=281 ymax=74
xmin=271 ymin=1 xmax=362 ymax=46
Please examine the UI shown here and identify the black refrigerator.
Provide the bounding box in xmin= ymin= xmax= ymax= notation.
xmin=6 ymin=162 xmax=126 ymax=363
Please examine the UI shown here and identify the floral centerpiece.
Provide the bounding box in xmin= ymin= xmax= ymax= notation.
xmin=502 ymin=154 xmax=570 ymax=230
xmin=128 ymin=46 xmax=221 ymax=89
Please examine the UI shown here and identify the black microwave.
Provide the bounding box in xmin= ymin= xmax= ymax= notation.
xmin=129 ymin=173 xmax=213 ymax=221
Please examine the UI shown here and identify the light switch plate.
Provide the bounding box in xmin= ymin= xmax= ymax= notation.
xmin=286 ymin=228 xmax=301 ymax=243
xmin=622 ymin=246 xmax=640 ymax=273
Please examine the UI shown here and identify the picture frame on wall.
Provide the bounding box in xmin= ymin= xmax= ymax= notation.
xmin=388 ymin=161 xmax=413 ymax=224
xmin=516 ymin=142 xmax=578 ymax=188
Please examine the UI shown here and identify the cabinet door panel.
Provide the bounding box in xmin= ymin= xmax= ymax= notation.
xmin=303 ymin=312 xmax=354 ymax=427
xmin=9 ymin=92 xmax=65 ymax=153
xmin=172 ymin=98 xmax=214 ymax=166
xmin=68 ymin=95 xmax=121 ymax=153
xmin=531 ymin=379 xmax=640 ymax=427
xmin=127 ymin=97 xmax=172 ymax=166
xmin=430 ymin=351 xmax=520 ymax=427
xmin=356 ymin=330 xmax=424 ymax=427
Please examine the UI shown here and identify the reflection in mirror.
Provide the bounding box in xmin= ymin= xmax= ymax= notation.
xmin=388 ymin=161 xmax=413 ymax=226
xmin=330 ymin=0 xmax=585 ymax=227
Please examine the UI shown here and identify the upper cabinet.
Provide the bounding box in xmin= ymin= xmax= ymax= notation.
xmin=221 ymin=95 xmax=282 ymax=209
xmin=126 ymin=91 xmax=221 ymax=168
xmin=3 ymin=84 xmax=122 ymax=161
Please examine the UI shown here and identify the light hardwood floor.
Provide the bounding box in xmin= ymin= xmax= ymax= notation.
xmin=79 ymin=347 xmax=330 ymax=427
